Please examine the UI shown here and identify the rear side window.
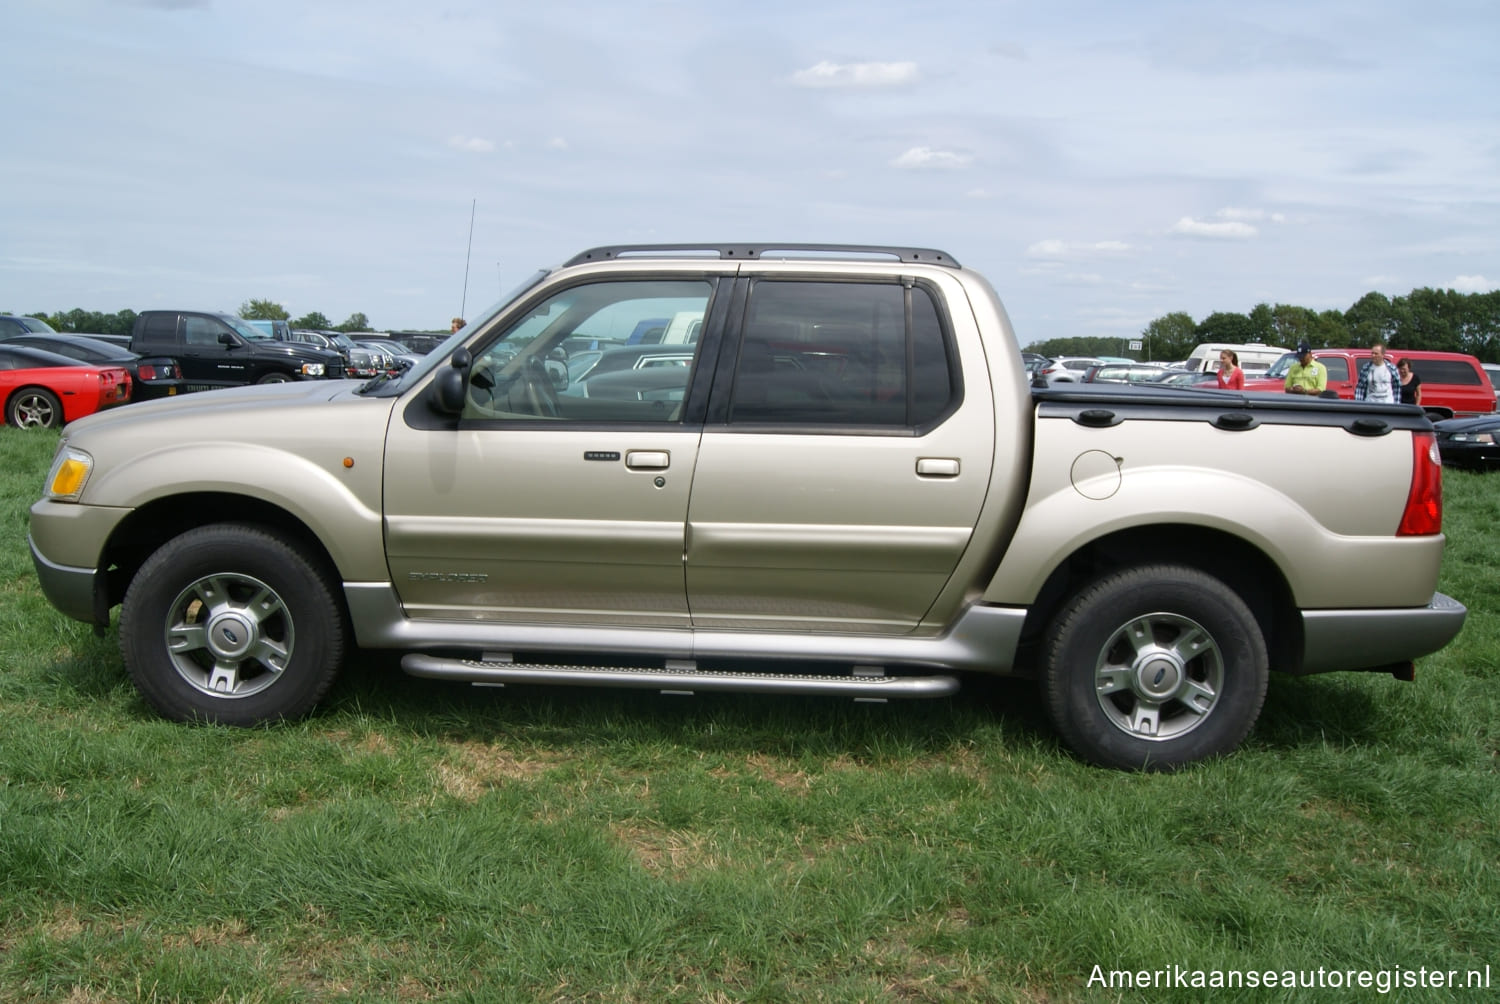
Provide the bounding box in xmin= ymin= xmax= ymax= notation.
xmin=142 ymin=313 xmax=178 ymax=341
xmin=1408 ymin=359 xmax=1482 ymax=385
xmin=729 ymin=280 xmax=956 ymax=428
xmin=1322 ymin=357 xmax=1350 ymax=382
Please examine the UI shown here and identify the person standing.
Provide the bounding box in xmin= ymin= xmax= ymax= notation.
xmin=1355 ymin=343 xmax=1400 ymax=403
xmin=1216 ymin=349 xmax=1244 ymax=389
xmin=1398 ymin=358 xmax=1423 ymax=406
xmin=1284 ymin=341 xmax=1328 ymax=395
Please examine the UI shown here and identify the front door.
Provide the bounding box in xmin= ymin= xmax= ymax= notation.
xmin=686 ymin=276 xmax=993 ymax=634
xmin=179 ymin=313 xmax=249 ymax=388
xmin=383 ymin=273 xmax=728 ymax=628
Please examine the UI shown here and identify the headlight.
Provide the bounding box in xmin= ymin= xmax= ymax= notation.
xmin=300 ymin=363 xmax=326 ymax=377
xmin=45 ymin=447 xmax=93 ymax=501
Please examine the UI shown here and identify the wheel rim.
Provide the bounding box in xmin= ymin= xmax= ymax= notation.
xmin=1093 ymin=612 xmax=1224 ymax=741
xmin=14 ymin=392 xmax=56 ymax=428
xmin=163 ymin=572 xmax=295 ymax=699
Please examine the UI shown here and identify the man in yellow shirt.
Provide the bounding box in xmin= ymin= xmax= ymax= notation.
xmin=1284 ymin=341 xmax=1328 ymax=395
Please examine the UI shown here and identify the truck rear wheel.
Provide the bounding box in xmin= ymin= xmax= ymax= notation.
xmin=119 ymin=524 xmax=346 ymax=725
xmin=1041 ymin=565 xmax=1268 ymax=771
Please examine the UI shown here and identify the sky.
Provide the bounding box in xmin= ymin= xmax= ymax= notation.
xmin=3 ymin=0 xmax=1498 ymax=347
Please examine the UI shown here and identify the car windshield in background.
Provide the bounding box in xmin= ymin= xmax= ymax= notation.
xmin=223 ymin=315 xmax=273 ymax=340
xmin=1263 ymin=353 xmax=1298 ymax=378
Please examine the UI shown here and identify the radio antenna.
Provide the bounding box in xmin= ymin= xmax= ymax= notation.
xmin=459 ymin=198 xmax=476 ymax=318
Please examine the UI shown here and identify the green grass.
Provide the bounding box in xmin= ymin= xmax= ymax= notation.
xmin=1 ymin=426 xmax=1497 ymax=1002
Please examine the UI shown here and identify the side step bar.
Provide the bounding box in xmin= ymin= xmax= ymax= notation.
xmin=401 ymin=654 xmax=960 ymax=701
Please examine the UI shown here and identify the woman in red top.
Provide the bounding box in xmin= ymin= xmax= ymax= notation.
xmin=1217 ymin=349 xmax=1244 ymax=389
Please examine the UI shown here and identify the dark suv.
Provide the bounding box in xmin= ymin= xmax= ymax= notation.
xmin=131 ymin=311 xmax=345 ymax=389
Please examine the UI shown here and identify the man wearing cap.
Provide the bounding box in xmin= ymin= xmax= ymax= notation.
xmin=1284 ymin=341 xmax=1328 ymax=395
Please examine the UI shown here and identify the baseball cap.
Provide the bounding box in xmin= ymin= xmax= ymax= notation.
xmin=1297 ymin=340 xmax=1312 ymax=354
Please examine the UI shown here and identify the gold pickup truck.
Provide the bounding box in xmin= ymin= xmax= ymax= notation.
xmin=27 ymin=244 xmax=1467 ymax=769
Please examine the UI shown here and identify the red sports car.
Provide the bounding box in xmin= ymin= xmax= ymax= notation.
xmin=1 ymin=344 xmax=132 ymax=429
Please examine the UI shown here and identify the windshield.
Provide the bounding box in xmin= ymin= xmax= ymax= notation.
xmin=1263 ymin=352 xmax=1298 ymax=378
xmin=21 ymin=316 xmax=58 ymax=333
xmin=224 ymin=315 xmax=274 ymax=340
xmin=360 ymin=268 xmax=551 ymax=393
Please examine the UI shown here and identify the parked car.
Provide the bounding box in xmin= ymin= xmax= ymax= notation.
xmin=131 ymin=311 xmax=345 ymax=388
xmin=1433 ymin=415 xmax=1500 ymax=470
xmin=0 ymin=314 xmax=61 ymax=337
xmin=562 ymin=344 xmax=697 ymax=392
xmin=1081 ymin=363 xmax=1175 ymax=384
xmin=1035 ymin=356 xmax=1104 ymax=385
xmin=1182 ymin=342 xmax=1289 ymax=374
xmin=1244 ymin=349 xmax=1495 ymax=418
xmin=29 ymin=242 xmax=1464 ymax=772
xmin=0 ymin=344 xmax=131 ymax=428
xmin=2 ymin=333 xmax=183 ymax=401
xmin=1147 ymin=368 xmax=1218 ymax=387
xmin=1482 ymin=364 xmax=1500 ymax=404
xmin=281 ymin=330 xmax=389 ymax=379
xmin=352 ymin=337 xmax=422 ymax=375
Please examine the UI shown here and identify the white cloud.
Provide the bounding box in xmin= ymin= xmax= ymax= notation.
xmin=792 ymin=60 xmax=920 ymax=88
xmin=1170 ymin=217 xmax=1258 ymax=239
xmin=891 ymin=146 xmax=972 ymax=169
xmin=1026 ymin=239 xmax=1133 ymax=259
xmin=547 ymin=137 xmax=569 ymax=150
xmin=1215 ymin=207 xmax=1287 ymax=224
xmin=965 ymin=188 xmax=993 ymax=199
xmin=1451 ymin=275 xmax=1498 ymax=293
xmin=447 ymin=135 xmax=495 ymax=154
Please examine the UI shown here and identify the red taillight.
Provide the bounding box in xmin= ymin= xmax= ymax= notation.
xmin=137 ymin=365 xmax=157 ymax=380
xmin=1397 ymin=431 xmax=1443 ymax=536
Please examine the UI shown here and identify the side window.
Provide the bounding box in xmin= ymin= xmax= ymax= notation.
xmin=1411 ymin=359 xmax=1482 ymax=385
xmin=143 ymin=313 xmax=178 ymax=341
xmin=1323 ymin=358 xmax=1350 ymax=382
xmin=183 ymin=316 xmax=225 ymax=347
xmin=0 ymin=318 xmax=21 ymax=337
xmin=729 ymin=280 xmax=956 ymax=427
xmin=463 ymin=279 xmax=713 ymax=423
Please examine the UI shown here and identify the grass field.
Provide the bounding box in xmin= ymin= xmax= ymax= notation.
xmin=1 ymin=426 xmax=1496 ymax=1002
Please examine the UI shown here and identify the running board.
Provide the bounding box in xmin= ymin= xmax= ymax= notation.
xmin=400 ymin=654 xmax=960 ymax=701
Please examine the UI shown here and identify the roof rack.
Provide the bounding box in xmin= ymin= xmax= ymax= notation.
xmin=563 ymin=243 xmax=961 ymax=268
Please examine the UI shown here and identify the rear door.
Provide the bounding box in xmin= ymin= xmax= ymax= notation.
xmin=685 ymin=271 xmax=994 ymax=634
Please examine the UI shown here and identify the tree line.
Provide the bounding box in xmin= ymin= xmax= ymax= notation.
xmin=1024 ymin=287 xmax=1500 ymax=365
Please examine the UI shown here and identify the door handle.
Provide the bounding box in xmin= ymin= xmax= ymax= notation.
xmin=916 ymin=458 xmax=960 ymax=477
xmin=626 ymin=451 xmax=670 ymax=470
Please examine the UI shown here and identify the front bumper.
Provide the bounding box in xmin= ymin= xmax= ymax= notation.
xmin=29 ymin=534 xmax=100 ymax=625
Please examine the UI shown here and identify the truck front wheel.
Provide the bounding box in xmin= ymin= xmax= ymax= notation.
xmin=1041 ymin=565 xmax=1268 ymax=771
xmin=118 ymin=524 xmax=346 ymax=725
xmin=256 ymin=372 xmax=292 ymax=384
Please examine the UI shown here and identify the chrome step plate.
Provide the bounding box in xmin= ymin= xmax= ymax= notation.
xmin=401 ymin=653 xmax=959 ymax=700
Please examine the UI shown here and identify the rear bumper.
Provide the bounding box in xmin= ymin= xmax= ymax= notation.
xmin=1298 ymin=592 xmax=1467 ymax=674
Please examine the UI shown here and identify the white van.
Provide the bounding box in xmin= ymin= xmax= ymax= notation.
xmin=1184 ymin=342 xmax=1288 ymax=373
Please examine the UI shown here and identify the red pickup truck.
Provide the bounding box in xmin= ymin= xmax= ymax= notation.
xmin=1245 ymin=349 xmax=1495 ymax=418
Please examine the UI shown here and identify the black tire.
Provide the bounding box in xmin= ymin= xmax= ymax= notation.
xmin=256 ymin=372 xmax=293 ymax=385
xmin=7 ymin=387 xmax=63 ymax=429
xmin=118 ymin=524 xmax=346 ymax=725
xmin=1040 ymin=565 xmax=1268 ymax=771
